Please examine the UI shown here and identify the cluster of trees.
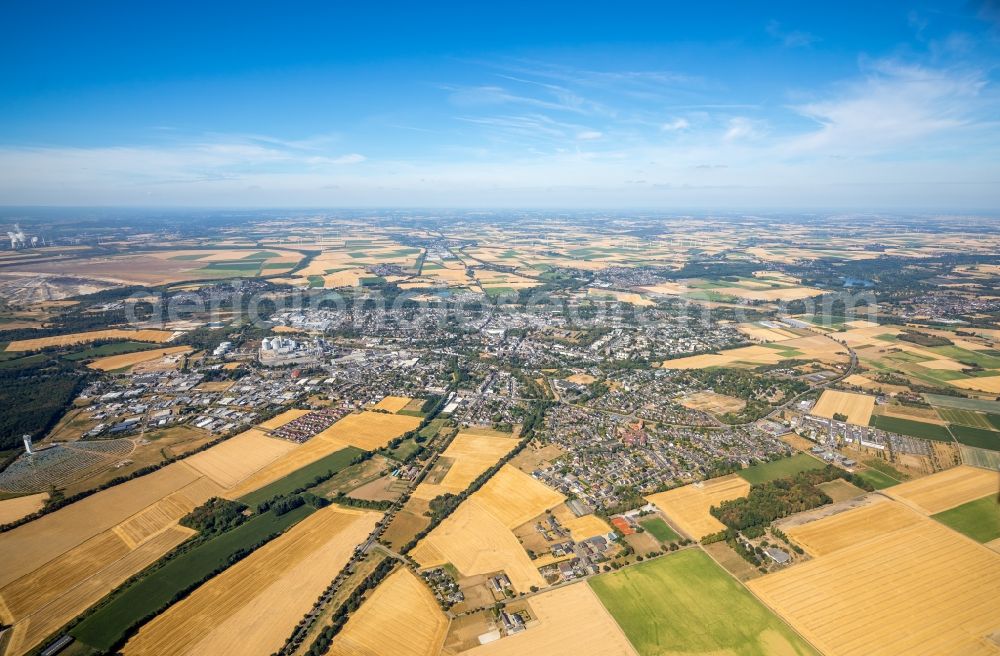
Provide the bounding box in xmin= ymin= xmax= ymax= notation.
xmin=0 ymin=355 xmax=87 ymax=451
xmin=179 ymin=497 xmax=249 ymax=534
xmin=710 ymin=466 xmax=872 ymax=531
xmin=256 ymin=492 xmax=328 ymax=516
xmin=332 ymin=492 xmax=392 ymax=511
xmin=898 ymin=330 xmax=953 ymax=347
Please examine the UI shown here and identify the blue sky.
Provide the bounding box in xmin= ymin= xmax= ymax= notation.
xmin=1 ymin=1 xmax=999 ymax=209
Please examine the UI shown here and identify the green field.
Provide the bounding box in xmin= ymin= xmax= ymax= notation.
xmin=589 ymin=550 xmax=817 ymax=656
xmin=855 ymin=468 xmax=900 ymax=489
xmin=937 ymin=407 xmax=993 ymax=429
xmin=924 ymin=394 xmax=1000 ymax=414
xmin=70 ymin=504 xmax=315 ymax=651
xmin=237 ymin=446 xmax=362 ymax=508
xmin=385 ymin=437 xmax=423 ymax=461
xmin=868 ymin=415 xmax=953 ymax=442
xmin=63 ymin=341 xmax=158 ymax=361
xmin=929 ymin=345 xmax=1000 ymax=369
xmin=949 ymin=424 xmax=1000 ymax=451
xmin=638 ymin=517 xmax=680 ymax=542
xmin=738 ymin=453 xmax=825 ymax=485
xmin=932 ymin=495 xmax=1000 ymax=543
xmin=418 ymin=418 xmax=447 ymax=440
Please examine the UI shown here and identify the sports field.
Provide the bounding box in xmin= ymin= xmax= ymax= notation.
xmin=749 ymin=498 xmax=1000 ymax=656
xmin=932 ymin=495 xmax=1000 ymax=543
xmin=124 ymin=506 xmax=379 ymax=656
xmin=645 ymin=475 xmax=751 ymax=539
xmin=638 ymin=517 xmax=680 ymax=542
xmin=738 ymin=453 xmax=825 ymax=485
xmin=590 ymin=549 xmax=816 ymax=656
xmin=328 ymin=569 xmax=448 ymax=656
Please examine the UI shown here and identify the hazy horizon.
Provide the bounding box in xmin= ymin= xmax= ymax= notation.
xmin=2 ymin=1 xmax=1000 ymax=209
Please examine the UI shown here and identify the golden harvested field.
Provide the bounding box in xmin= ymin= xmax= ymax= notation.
xmin=412 ymin=497 xmax=549 ymax=591
xmin=749 ymin=499 xmax=1000 ymax=656
xmin=886 ymin=465 xmax=999 ymax=514
xmin=4 ymin=329 xmax=175 ymax=351
xmin=328 ymin=569 xmax=448 ymax=656
xmin=950 ymin=375 xmax=1000 ymax=394
xmin=645 ymin=475 xmax=751 ymax=539
xmin=462 ymin=583 xmax=639 ymax=656
xmin=183 ymin=428 xmax=298 ymax=488
xmin=0 ymin=493 xmax=47 ymax=524
xmin=412 ymin=466 xmax=564 ymax=591
xmin=0 ymin=461 xmax=204 ymax=588
xmin=784 ymin=496 xmax=912 ymax=556
xmin=737 ymin=323 xmax=802 ymax=342
xmin=125 ymin=506 xmax=380 ymax=656
xmin=225 ymin=412 xmax=420 ymax=498
xmin=810 ymin=390 xmax=875 ymax=426
xmin=2 ymin=526 xmax=194 ymax=656
xmin=663 ymin=334 xmax=848 ymax=370
xmin=410 ymin=432 xmax=519 ymax=501
xmin=552 ymin=506 xmax=613 ymax=541
xmin=586 ymin=288 xmax=654 ymax=306
xmin=86 ymin=345 xmax=192 ymax=371
xmin=257 ymin=408 xmax=312 ymax=430
xmin=474 ymin=465 xmax=565 ymax=529
xmin=678 ymin=390 xmax=746 ymax=414
xmin=371 ymin=395 xmax=414 ymax=412
xmin=0 ymin=462 xmax=221 ymax=656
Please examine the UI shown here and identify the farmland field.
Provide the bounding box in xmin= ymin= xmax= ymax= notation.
xmin=886 ymin=465 xmax=999 ymax=514
xmin=462 ymin=583 xmax=639 ymax=656
xmin=868 ymin=414 xmax=953 ymax=441
xmin=410 ymin=431 xmax=518 ymax=501
xmin=328 ymin=569 xmax=448 ymax=656
xmin=590 ymin=549 xmax=816 ymax=656
xmin=184 ymin=428 xmax=299 ymax=488
xmin=123 ymin=506 xmax=379 ymax=656
xmin=924 ymin=394 xmax=1000 ymax=414
xmin=810 ymin=390 xmax=875 ymax=425
xmin=0 ymin=492 xmax=46 ymax=524
xmin=236 ymin=446 xmax=362 ymax=508
xmin=87 ymin=346 xmax=192 ymax=371
xmin=932 ymin=495 xmax=1000 ymax=543
xmin=937 ymin=407 xmax=996 ymax=429
xmin=749 ymin=498 xmax=1000 ymax=655
xmin=3 ymin=329 xmax=175 ymax=352
xmin=411 ymin=465 xmax=564 ymax=590
xmin=645 ymin=475 xmax=750 ymax=539
xmin=70 ymin=504 xmax=316 ymax=651
xmin=949 ymin=424 xmax=1000 ymax=450
xmin=224 ymin=411 xmax=420 ymax=498
xmin=370 ymin=395 xmax=413 ymax=412
xmin=738 ymin=453 xmax=825 ymax=484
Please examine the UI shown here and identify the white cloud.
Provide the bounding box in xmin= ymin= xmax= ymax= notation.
xmin=661 ymin=118 xmax=690 ymax=132
xmin=785 ymin=60 xmax=986 ymax=154
xmin=723 ymin=117 xmax=762 ymax=141
xmin=576 ymin=130 xmax=603 ymax=140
